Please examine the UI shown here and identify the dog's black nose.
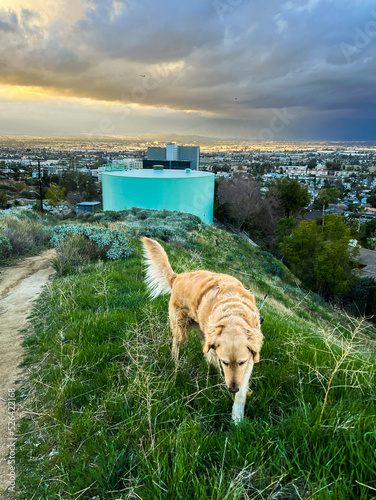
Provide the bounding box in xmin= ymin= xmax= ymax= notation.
xmin=228 ymin=386 xmax=239 ymax=393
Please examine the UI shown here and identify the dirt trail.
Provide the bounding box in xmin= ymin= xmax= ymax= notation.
xmin=0 ymin=249 xmax=56 ymax=494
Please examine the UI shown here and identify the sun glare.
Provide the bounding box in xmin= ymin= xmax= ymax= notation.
xmin=0 ymin=0 xmax=85 ymax=23
xmin=0 ymin=85 xmax=58 ymax=100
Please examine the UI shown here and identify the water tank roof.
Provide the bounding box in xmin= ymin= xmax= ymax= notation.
xmin=76 ymin=201 xmax=101 ymax=206
xmin=102 ymin=169 xmax=213 ymax=179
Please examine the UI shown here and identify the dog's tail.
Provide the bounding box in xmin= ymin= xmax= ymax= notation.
xmin=141 ymin=237 xmax=177 ymax=299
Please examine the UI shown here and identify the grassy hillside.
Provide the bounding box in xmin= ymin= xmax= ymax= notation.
xmin=13 ymin=222 xmax=376 ymax=499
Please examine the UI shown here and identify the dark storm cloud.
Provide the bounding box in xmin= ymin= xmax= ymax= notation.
xmin=76 ymin=0 xmax=223 ymax=63
xmin=0 ymin=0 xmax=375 ymax=138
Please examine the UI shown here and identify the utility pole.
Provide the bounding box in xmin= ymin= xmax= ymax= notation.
xmin=38 ymin=159 xmax=43 ymax=213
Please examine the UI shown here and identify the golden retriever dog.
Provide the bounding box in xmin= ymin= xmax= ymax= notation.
xmin=142 ymin=237 xmax=263 ymax=423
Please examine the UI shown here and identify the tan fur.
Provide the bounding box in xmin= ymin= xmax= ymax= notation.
xmin=142 ymin=237 xmax=263 ymax=422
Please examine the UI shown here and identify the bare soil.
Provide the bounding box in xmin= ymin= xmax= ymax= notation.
xmin=0 ymin=249 xmax=56 ymax=494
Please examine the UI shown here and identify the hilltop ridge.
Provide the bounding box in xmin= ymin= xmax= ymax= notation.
xmin=4 ymin=211 xmax=376 ymax=499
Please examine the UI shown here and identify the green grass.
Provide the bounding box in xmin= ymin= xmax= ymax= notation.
xmin=12 ymin=225 xmax=376 ymax=499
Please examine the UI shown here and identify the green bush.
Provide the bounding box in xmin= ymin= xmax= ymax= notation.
xmin=0 ymin=190 xmax=7 ymax=209
xmin=89 ymin=209 xmax=202 ymax=244
xmin=0 ymin=210 xmax=56 ymax=260
xmin=52 ymin=233 xmax=106 ymax=276
xmin=15 ymin=182 xmax=26 ymax=192
xmin=262 ymin=260 xmax=286 ymax=277
xmin=120 ymin=209 xmax=202 ymax=244
xmin=51 ymin=224 xmax=134 ymax=260
xmin=339 ymin=277 xmax=376 ymax=318
xmin=3 ymin=217 xmax=35 ymax=255
xmin=0 ymin=234 xmax=12 ymax=258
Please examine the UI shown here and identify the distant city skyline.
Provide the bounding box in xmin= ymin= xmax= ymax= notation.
xmin=0 ymin=0 xmax=375 ymax=140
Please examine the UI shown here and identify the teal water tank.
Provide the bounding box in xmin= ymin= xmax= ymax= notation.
xmin=102 ymin=169 xmax=215 ymax=224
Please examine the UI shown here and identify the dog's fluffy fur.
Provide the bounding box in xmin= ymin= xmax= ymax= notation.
xmin=142 ymin=237 xmax=263 ymax=422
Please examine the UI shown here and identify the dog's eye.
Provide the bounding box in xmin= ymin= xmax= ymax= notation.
xmin=238 ymin=361 xmax=246 ymax=366
xmin=221 ymin=360 xmax=229 ymax=366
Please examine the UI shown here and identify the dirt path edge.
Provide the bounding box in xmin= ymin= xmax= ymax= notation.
xmin=0 ymin=249 xmax=56 ymax=494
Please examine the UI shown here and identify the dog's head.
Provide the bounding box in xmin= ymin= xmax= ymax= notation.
xmin=203 ymin=319 xmax=263 ymax=393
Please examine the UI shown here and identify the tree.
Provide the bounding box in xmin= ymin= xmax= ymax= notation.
xmin=279 ymin=220 xmax=322 ymax=291
xmin=60 ymin=154 xmax=99 ymax=200
xmin=367 ymin=194 xmax=376 ymax=208
xmin=60 ymin=171 xmax=98 ymax=200
xmin=361 ymin=218 xmax=376 ymax=249
xmin=314 ymin=188 xmax=341 ymax=209
xmin=364 ymin=218 xmax=376 ymax=239
xmin=325 ymin=160 xmax=341 ymax=171
xmin=0 ymin=191 xmax=7 ymax=209
xmin=276 ymin=216 xmax=297 ymax=244
xmin=270 ymin=178 xmax=310 ymax=217
xmin=45 ymin=185 xmax=66 ymax=208
xmin=339 ymin=277 xmax=376 ymax=318
xmin=66 ymin=191 xmax=87 ymax=207
xmin=313 ymin=187 xmax=342 ymax=222
xmin=280 ymin=214 xmax=359 ymax=298
xmin=217 ymin=173 xmax=263 ymax=230
xmin=307 ymin=158 xmax=317 ymax=168
xmin=216 ymin=173 xmax=284 ymax=246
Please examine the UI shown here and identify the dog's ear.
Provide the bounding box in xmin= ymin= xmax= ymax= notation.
xmin=245 ymin=327 xmax=263 ymax=363
xmin=203 ymin=324 xmax=223 ymax=353
xmin=203 ymin=342 xmax=216 ymax=353
xmin=210 ymin=286 xmax=220 ymax=299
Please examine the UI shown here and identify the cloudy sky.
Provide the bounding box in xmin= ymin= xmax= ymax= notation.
xmin=0 ymin=0 xmax=375 ymax=140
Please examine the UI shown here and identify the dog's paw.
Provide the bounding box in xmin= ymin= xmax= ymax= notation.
xmin=232 ymin=412 xmax=244 ymax=424
xmin=232 ymin=404 xmax=245 ymax=424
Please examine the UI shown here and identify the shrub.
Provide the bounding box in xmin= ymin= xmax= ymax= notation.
xmin=32 ymin=202 xmax=42 ymax=212
xmin=0 ymin=234 xmax=12 ymax=258
xmin=120 ymin=209 xmax=201 ymax=244
xmin=339 ymin=277 xmax=376 ymax=318
xmin=3 ymin=218 xmax=35 ymax=255
xmin=262 ymin=260 xmax=286 ymax=277
xmin=169 ymin=235 xmax=188 ymax=248
xmin=0 ymin=211 xmax=55 ymax=259
xmin=32 ymin=225 xmax=53 ymax=247
xmin=15 ymin=182 xmax=26 ymax=192
xmin=51 ymin=225 xmax=134 ymax=260
xmin=0 ymin=191 xmax=7 ymax=209
xmin=52 ymin=233 xmax=105 ymax=276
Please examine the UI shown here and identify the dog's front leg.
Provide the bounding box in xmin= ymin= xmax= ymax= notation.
xmin=169 ymin=302 xmax=189 ymax=362
xmin=232 ymin=359 xmax=254 ymax=423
